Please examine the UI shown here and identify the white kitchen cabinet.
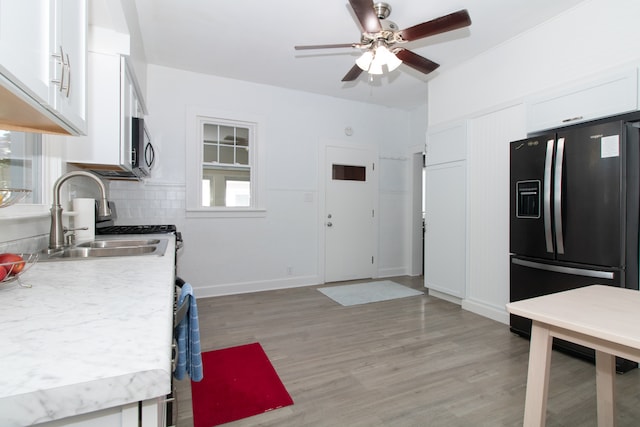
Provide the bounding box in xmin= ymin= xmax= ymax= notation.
xmin=66 ymin=51 xmax=146 ymax=178
xmin=0 ymin=1 xmax=50 ymax=105
xmin=526 ymin=67 xmax=638 ymax=133
xmin=425 ymin=122 xmax=466 ymax=166
xmin=0 ymin=0 xmax=87 ymax=135
xmin=424 ymin=121 xmax=467 ymax=300
xmin=36 ymin=399 xmax=165 ymax=427
xmin=49 ymin=0 xmax=88 ymax=133
xmin=424 ymin=161 xmax=466 ymax=300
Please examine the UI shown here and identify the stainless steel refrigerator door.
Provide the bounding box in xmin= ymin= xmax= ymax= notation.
xmin=510 ymin=257 xmax=618 ymax=301
xmin=509 ymin=257 xmax=620 ymax=347
xmin=509 ymin=256 xmax=620 ymax=338
xmin=555 ymin=120 xmax=623 ymax=267
xmin=510 ymin=134 xmax=556 ymax=260
xmin=509 ymin=256 xmax=636 ymax=372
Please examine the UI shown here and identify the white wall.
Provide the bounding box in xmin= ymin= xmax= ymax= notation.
xmin=427 ymin=0 xmax=640 ymax=322
xmin=430 ymin=0 xmax=640 ymax=127
xmin=463 ymin=105 xmax=526 ymax=323
xmin=111 ymin=65 xmax=425 ymax=296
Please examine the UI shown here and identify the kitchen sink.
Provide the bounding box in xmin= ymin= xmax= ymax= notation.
xmin=40 ymin=238 xmax=169 ymax=261
xmin=76 ymin=239 xmax=161 ymax=249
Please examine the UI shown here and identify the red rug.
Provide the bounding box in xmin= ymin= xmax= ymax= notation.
xmin=191 ymin=342 xmax=294 ymax=426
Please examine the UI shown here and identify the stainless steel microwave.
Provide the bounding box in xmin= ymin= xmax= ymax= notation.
xmin=132 ymin=117 xmax=155 ymax=178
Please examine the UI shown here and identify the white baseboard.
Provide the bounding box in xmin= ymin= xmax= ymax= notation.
xmin=194 ymin=275 xmax=321 ymax=298
xmin=461 ymin=298 xmax=510 ymax=325
xmin=427 ymin=289 xmax=510 ymax=325
xmin=378 ymin=267 xmax=408 ymax=278
xmin=427 ymin=289 xmax=462 ymax=305
xmin=191 ymin=274 xmax=511 ymax=328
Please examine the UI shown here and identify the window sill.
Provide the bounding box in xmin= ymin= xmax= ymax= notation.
xmin=186 ymin=208 xmax=267 ymax=219
xmin=0 ymin=204 xmax=50 ymax=220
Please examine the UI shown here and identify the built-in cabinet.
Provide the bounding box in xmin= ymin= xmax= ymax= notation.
xmin=0 ymin=0 xmax=87 ymax=135
xmin=50 ymin=0 xmax=87 ymax=133
xmin=36 ymin=393 xmax=166 ymax=427
xmin=65 ymin=51 xmax=146 ymax=178
xmin=424 ymin=122 xmax=467 ymax=300
xmin=424 ymin=65 xmax=640 ymax=307
xmin=526 ymin=67 xmax=639 ymax=133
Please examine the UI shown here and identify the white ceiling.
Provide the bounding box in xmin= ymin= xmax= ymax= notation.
xmin=123 ymin=0 xmax=586 ymax=110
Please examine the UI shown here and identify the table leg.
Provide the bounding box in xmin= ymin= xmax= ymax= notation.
xmin=595 ymin=350 xmax=616 ymax=427
xmin=523 ymin=321 xmax=553 ymax=427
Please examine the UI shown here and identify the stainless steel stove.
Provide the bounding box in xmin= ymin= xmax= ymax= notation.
xmin=96 ymin=224 xmax=183 ymax=251
xmin=96 ymin=224 xmax=177 ymax=234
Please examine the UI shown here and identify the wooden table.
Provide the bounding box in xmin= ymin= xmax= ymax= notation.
xmin=506 ymin=285 xmax=640 ymax=427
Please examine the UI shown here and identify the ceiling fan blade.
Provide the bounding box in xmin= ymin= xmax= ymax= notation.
xmin=342 ymin=64 xmax=364 ymax=82
xmin=349 ymin=0 xmax=382 ymax=34
xmin=395 ymin=49 xmax=440 ymax=75
xmin=397 ymin=9 xmax=471 ymax=42
xmin=295 ymin=43 xmax=356 ymax=50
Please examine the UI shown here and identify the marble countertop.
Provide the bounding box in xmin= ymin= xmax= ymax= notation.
xmin=0 ymin=234 xmax=176 ymax=426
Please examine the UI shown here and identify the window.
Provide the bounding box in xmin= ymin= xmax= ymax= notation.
xmin=186 ymin=108 xmax=265 ymax=216
xmin=0 ymin=130 xmax=42 ymax=205
xmin=332 ymin=164 xmax=366 ymax=181
xmin=201 ymin=122 xmax=251 ymax=207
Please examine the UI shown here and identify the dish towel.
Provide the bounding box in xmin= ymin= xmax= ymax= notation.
xmin=174 ymin=283 xmax=204 ymax=382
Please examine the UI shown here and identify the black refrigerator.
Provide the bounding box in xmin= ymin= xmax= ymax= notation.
xmin=509 ymin=113 xmax=640 ymax=372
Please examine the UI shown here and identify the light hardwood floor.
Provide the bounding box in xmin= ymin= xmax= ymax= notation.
xmin=175 ymin=276 xmax=640 ymax=426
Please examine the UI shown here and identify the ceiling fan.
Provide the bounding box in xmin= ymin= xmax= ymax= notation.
xmin=294 ymin=0 xmax=471 ymax=82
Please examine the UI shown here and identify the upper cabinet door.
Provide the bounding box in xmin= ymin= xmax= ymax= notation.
xmin=49 ymin=0 xmax=87 ymax=134
xmin=0 ymin=0 xmax=86 ymax=135
xmin=526 ymin=68 xmax=638 ymax=133
xmin=0 ymin=0 xmax=51 ymax=104
xmin=425 ymin=121 xmax=467 ymax=166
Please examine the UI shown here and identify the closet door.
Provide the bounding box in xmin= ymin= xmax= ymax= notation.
xmin=424 ymin=160 xmax=466 ymax=299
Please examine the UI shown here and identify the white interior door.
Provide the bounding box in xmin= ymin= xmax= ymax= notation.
xmin=324 ymin=145 xmax=377 ymax=283
xmin=424 ymin=161 xmax=466 ymax=298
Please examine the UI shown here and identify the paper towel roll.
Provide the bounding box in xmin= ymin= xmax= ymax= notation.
xmin=72 ymin=198 xmax=95 ymax=242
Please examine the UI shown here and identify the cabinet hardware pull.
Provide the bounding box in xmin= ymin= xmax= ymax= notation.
xmin=63 ymin=53 xmax=71 ymax=97
xmin=562 ymin=116 xmax=583 ymax=123
xmin=51 ymin=47 xmax=71 ymax=97
xmin=51 ymin=46 xmax=66 ymax=92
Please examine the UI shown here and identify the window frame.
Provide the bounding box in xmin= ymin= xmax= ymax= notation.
xmin=185 ymin=107 xmax=266 ymax=218
xmin=0 ymin=133 xmax=61 ymax=220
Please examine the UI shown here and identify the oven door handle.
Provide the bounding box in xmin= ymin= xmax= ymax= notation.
xmin=175 ymin=232 xmax=184 ymax=250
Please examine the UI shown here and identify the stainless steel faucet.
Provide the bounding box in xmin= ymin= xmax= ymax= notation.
xmin=49 ymin=171 xmax=112 ymax=250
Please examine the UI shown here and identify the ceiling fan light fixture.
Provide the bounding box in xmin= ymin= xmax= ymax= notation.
xmin=376 ymin=45 xmax=402 ymax=71
xmin=356 ymin=44 xmax=402 ymax=75
xmin=356 ymin=50 xmax=374 ymax=71
xmin=368 ymin=61 xmax=384 ymax=75
xmin=297 ymin=2 xmax=471 ymax=83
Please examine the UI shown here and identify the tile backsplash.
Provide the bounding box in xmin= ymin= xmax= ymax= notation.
xmin=0 ymin=181 xmax=186 ymax=254
xmin=108 ymin=181 xmax=186 ymax=229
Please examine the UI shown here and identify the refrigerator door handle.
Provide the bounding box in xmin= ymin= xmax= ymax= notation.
xmin=512 ymin=258 xmax=615 ymax=279
xmin=544 ymin=139 xmax=555 ymax=253
xmin=554 ymin=138 xmax=566 ymax=254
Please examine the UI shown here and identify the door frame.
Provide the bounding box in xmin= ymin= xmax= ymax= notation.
xmin=410 ymin=149 xmax=425 ymax=277
xmin=318 ymin=138 xmax=379 ymax=283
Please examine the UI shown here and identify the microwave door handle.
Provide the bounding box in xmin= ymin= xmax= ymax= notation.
xmin=146 ymin=142 xmax=155 ymax=167
xmin=544 ymin=139 xmax=554 ymax=253
xmin=554 ymin=137 xmax=565 ymax=254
